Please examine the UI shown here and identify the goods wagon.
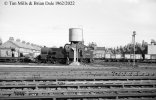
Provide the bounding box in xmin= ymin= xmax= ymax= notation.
xmin=93 ymin=53 xmax=148 ymax=62
xmin=93 ymin=53 xmax=156 ymax=63
xmin=124 ymin=54 xmax=143 ymax=62
xmin=144 ymin=54 xmax=156 ymax=63
xmin=104 ymin=54 xmax=124 ymax=62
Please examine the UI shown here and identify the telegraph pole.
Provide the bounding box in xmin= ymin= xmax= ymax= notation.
xmin=132 ymin=31 xmax=136 ymax=67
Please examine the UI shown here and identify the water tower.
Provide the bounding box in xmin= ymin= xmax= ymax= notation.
xmin=69 ymin=28 xmax=83 ymax=65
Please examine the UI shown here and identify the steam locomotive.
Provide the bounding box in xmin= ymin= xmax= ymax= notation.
xmin=36 ymin=43 xmax=94 ymax=64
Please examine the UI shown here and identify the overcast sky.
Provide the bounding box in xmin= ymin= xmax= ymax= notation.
xmin=0 ymin=0 xmax=156 ymax=47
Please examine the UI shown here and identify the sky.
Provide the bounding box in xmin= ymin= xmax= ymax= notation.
xmin=0 ymin=0 xmax=156 ymax=48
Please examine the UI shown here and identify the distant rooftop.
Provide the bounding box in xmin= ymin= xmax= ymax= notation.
xmin=9 ymin=40 xmax=41 ymax=50
xmin=2 ymin=37 xmax=41 ymax=51
xmin=95 ymin=47 xmax=106 ymax=50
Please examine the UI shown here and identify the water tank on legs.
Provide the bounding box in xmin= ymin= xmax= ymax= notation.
xmin=69 ymin=28 xmax=83 ymax=43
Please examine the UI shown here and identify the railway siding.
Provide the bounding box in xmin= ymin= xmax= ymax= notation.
xmin=0 ymin=66 xmax=156 ymax=100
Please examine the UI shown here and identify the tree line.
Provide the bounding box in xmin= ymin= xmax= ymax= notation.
xmin=88 ymin=40 xmax=156 ymax=56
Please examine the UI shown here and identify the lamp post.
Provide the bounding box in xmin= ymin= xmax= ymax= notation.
xmin=132 ymin=31 xmax=136 ymax=67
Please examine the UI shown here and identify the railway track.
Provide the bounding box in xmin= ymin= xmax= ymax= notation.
xmin=0 ymin=65 xmax=156 ymax=100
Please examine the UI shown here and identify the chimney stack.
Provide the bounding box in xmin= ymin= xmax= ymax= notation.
xmin=16 ymin=39 xmax=21 ymax=42
xmin=22 ymin=41 xmax=26 ymax=44
xmin=9 ymin=37 xmax=14 ymax=41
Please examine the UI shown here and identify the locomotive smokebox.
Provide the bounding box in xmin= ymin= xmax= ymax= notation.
xmin=69 ymin=28 xmax=83 ymax=43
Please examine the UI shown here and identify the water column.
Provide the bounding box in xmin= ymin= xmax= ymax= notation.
xmin=69 ymin=28 xmax=83 ymax=65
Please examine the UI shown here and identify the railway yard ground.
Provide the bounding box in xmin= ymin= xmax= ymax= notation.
xmin=0 ymin=62 xmax=156 ymax=100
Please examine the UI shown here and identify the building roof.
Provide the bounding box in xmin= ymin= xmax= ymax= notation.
xmin=0 ymin=45 xmax=13 ymax=49
xmin=3 ymin=40 xmax=41 ymax=51
xmin=0 ymin=45 xmax=6 ymax=49
xmin=95 ymin=47 xmax=106 ymax=51
xmin=0 ymin=45 xmax=4 ymax=48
